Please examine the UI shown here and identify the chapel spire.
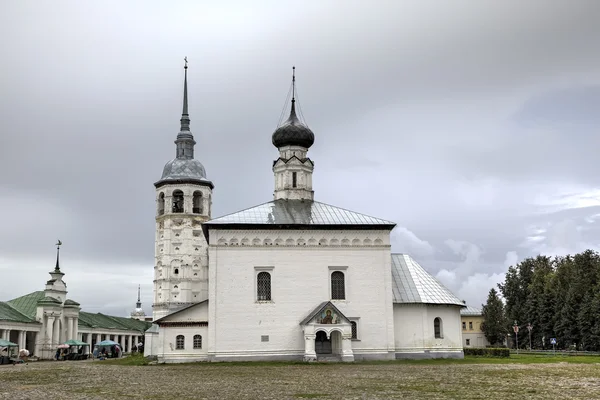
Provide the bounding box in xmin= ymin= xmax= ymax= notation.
xmin=136 ymin=284 xmax=142 ymax=309
xmin=55 ymin=239 xmax=62 ymax=272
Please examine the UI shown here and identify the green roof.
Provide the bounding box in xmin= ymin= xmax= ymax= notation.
xmin=6 ymin=291 xmax=151 ymax=333
xmin=0 ymin=302 xmax=37 ymax=324
xmin=8 ymin=291 xmax=45 ymax=319
xmin=78 ymin=312 xmax=151 ymax=333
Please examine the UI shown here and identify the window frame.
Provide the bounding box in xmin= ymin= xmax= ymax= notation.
xmin=434 ymin=317 xmax=443 ymax=339
xmin=330 ymin=270 xmax=346 ymax=300
xmin=257 ymin=271 xmax=272 ymax=301
xmin=255 ymin=266 xmax=274 ymax=303
xmin=193 ymin=334 xmax=202 ymax=349
xmin=175 ymin=335 xmax=185 ymax=350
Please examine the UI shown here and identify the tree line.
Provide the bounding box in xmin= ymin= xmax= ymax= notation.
xmin=481 ymin=249 xmax=600 ymax=350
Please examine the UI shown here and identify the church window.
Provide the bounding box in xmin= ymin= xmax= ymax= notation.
xmin=193 ymin=191 xmax=203 ymax=214
xmin=434 ymin=317 xmax=443 ymax=339
xmin=469 ymin=322 xmax=473 ymax=330
xmin=292 ymin=172 xmax=297 ymax=188
xmin=176 ymin=335 xmax=185 ymax=349
xmin=331 ymin=271 xmax=345 ymax=300
xmin=174 ymin=268 xmax=179 ymax=275
xmin=193 ymin=335 xmax=202 ymax=349
xmin=466 ymin=339 xmax=471 ymax=346
xmin=462 ymin=322 xmax=466 ymax=330
xmin=351 ymin=321 xmax=358 ymax=339
xmin=257 ymin=272 xmax=272 ymax=301
xmin=158 ymin=192 xmax=165 ymax=215
xmin=172 ymin=190 xmax=184 ymax=213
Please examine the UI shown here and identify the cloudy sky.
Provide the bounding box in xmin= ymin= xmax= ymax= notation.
xmin=1 ymin=0 xmax=599 ymax=316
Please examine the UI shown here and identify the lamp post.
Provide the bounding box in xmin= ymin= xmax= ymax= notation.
xmin=513 ymin=320 xmax=519 ymax=354
xmin=527 ymin=323 xmax=533 ymax=351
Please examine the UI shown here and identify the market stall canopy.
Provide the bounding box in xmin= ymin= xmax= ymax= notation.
xmin=96 ymin=340 xmax=119 ymax=346
xmin=64 ymin=339 xmax=89 ymax=346
xmin=0 ymin=339 xmax=18 ymax=347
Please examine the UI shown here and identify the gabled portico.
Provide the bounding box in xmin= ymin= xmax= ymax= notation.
xmin=300 ymin=302 xmax=354 ymax=362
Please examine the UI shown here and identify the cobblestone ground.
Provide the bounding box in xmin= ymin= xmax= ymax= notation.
xmin=1 ymin=360 xmax=599 ymax=399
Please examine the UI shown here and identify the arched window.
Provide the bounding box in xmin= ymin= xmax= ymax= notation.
xmin=331 ymin=271 xmax=345 ymax=300
xmin=158 ymin=192 xmax=165 ymax=215
xmin=292 ymin=172 xmax=297 ymax=188
xmin=193 ymin=191 xmax=203 ymax=214
xmin=257 ymin=272 xmax=271 ymax=301
xmin=351 ymin=321 xmax=358 ymax=339
xmin=172 ymin=190 xmax=184 ymax=213
xmin=193 ymin=335 xmax=202 ymax=349
xmin=174 ymin=268 xmax=179 ymax=275
xmin=176 ymin=335 xmax=185 ymax=349
xmin=434 ymin=317 xmax=443 ymax=339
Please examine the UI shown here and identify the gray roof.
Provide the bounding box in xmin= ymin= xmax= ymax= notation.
xmin=461 ymin=305 xmax=482 ymax=316
xmin=205 ymin=200 xmax=396 ymax=227
xmin=158 ymin=158 xmax=209 ymax=183
xmin=391 ymin=254 xmax=464 ymax=306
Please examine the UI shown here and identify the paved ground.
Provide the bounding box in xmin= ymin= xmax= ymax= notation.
xmin=1 ymin=359 xmax=599 ymax=399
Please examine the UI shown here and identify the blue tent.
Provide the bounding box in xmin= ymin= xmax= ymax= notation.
xmin=96 ymin=340 xmax=119 ymax=346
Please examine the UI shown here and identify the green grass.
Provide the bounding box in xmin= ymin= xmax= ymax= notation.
xmin=98 ymin=353 xmax=600 ymax=368
xmin=101 ymin=353 xmax=149 ymax=366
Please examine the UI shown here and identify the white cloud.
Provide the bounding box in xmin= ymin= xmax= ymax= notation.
xmin=391 ymin=227 xmax=435 ymax=258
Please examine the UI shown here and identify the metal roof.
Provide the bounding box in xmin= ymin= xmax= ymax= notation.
xmin=391 ymin=254 xmax=464 ymax=306
xmin=461 ymin=305 xmax=483 ymax=316
xmin=205 ymin=200 xmax=396 ymax=227
xmin=0 ymin=302 xmax=37 ymax=324
xmin=8 ymin=291 xmax=45 ymax=319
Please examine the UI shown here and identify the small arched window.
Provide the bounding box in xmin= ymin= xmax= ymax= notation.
xmin=176 ymin=335 xmax=185 ymax=349
xmin=351 ymin=321 xmax=358 ymax=339
xmin=172 ymin=190 xmax=184 ymax=213
xmin=257 ymin=272 xmax=271 ymax=301
xmin=193 ymin=335 xmax=202 ymax=349
xmin=434 ymin=317 xmax=443 ymax=339
xmin=193 ymin=191 xmax=203 ymax=214
xmin=331 ymin=271 xmax=345 ymax=300
xmin=158 ymin=192 xmax=165 ymax=215
xmin=174 ymin=268 xmax=179 ymax=275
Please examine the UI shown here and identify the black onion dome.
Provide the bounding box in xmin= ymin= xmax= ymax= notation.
xmin=272 ymin=101 xmax=315 ymax=149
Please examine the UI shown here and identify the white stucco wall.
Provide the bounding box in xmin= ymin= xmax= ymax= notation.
xmin=156 ymin=302 xmax=209 ymax=363
xmin=207 ymin=229 xmax=395 ymax=361
xmin=393 ymin=303 xmax=464 ymax=359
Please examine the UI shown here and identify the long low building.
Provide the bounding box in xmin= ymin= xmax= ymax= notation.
xmin=0 ymin=251 xmax=150 ymax=359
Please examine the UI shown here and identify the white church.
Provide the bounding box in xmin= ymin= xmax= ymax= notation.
xmin=144 ymin=63 xmax=465 ymax=363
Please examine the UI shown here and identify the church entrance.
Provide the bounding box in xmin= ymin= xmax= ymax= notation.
xmin=315 ymin=331 xmax=331 ymax=354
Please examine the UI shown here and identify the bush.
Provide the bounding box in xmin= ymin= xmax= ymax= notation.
xmin=463 ymin=348 xmax=510 ymax=358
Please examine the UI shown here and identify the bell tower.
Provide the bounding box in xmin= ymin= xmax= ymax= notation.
xmin=152 ymin=59 xmax=214 ymax=321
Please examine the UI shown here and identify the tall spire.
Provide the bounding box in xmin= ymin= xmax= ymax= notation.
xmin=290 ymin=66 xmax=297 ymax=117
xmin=136 ymin=284 xmax=142 ymax=309
xmin=180 ymin=57 xmax=190 ymax=133
xmin=55 ymin=240 xmax=62 ymax=272
xmin=175 ymin=57 xmax=196 ymax=160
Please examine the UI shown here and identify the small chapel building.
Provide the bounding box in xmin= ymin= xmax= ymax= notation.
xmin=145 ymin=64 xmax=465 ymax=363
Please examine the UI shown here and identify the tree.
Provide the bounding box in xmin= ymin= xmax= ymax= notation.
xmin=481 ymin=288 xmax=507 ymax=346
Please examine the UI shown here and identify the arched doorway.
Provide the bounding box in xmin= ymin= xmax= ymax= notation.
xmin=315 ymin=331 xmax=331 ymax=354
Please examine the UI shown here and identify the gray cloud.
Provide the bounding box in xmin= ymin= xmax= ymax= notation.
xmin=1 ymin=0 xmax=600 ymax=314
